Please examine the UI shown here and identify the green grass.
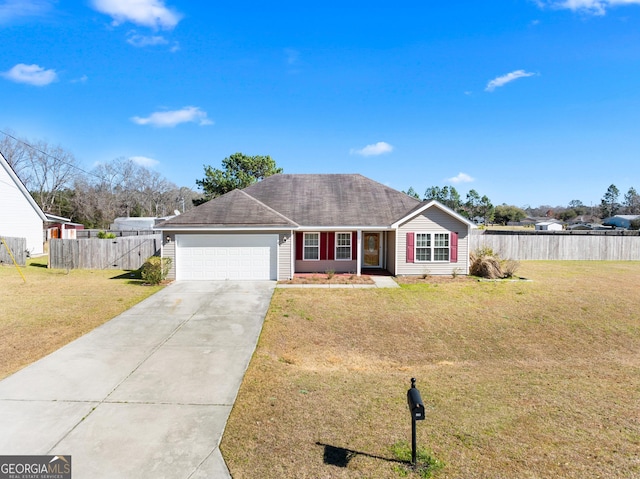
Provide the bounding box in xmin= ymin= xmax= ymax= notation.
xmin=0 ymin=256 xmax=163 ymax=379
xmin=221 ymin=261 xmax=640 ymax=478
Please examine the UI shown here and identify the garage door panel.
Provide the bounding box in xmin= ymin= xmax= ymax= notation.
xmin=175 ymin=234 xmax=277 ymax=281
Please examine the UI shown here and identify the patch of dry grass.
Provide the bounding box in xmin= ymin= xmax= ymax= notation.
xmin=0 ymin=257 xmax=162 ymax=379
xmin=222 ymin=261 xmax=640 ymax=478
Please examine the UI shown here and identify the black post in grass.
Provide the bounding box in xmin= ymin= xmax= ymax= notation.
xmin=406 ymin=377 xmax=425 ymax=465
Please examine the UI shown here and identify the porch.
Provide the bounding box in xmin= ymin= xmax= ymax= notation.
xmin=293 ymin=230 xmax=396 ymax=277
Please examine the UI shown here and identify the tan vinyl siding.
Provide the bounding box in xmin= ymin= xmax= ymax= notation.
xmin=294 ymin=259 xmax=357 ymax=274
xmin=163 ymin=234 xmax=176 ymax=279
xmin=396 ymin=208 xmax=470 ymax=275
xmin=278 ymin=233 xmax=293 ymax=280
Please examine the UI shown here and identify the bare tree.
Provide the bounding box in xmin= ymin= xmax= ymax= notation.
xmin=0 ymin=130 xmax=31 ymax=182
xmin=0 ymin=131 xmax=81 ymax=213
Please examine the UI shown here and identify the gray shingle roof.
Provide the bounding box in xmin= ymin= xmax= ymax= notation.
xmin=162 ymin=174 xmax=421 ymax=228
xmin=161 ymin=189 xmax=297 ymax=227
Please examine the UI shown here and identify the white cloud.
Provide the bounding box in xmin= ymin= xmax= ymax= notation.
xmin=284 ymin=48 xmax=299 ymax=65
xmin=485 ymin=70 xmax=536 ymax=92
xmin=130 ymin=155 xmax=159 ymax=168
xmin=537 ymin=0 xmax=640 ymax=15
xmin=70 ymin=74 xmax=88 ymax=83
xmin=350 ymin=141 xmax=394 ymax=156
xmin=0 ymin=0 xmax=53 ymax=24
xmin=91 ymin=0 xmax=181 ymax=29
xmin=126 ymin=32 xmax=169 ymax=47
xmin=2 ymin=63 xmax=57 ymax=86
xmin=131 ymin=106 xmax=213 ymax=127
xmin=448 ymin=172 xmax=475 ymax=184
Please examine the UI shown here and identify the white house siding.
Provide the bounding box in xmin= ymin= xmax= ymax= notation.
xmin=396 ymin=208 xmax=470 ymax=275
xmin=0 ymin=163 xmax=44 ymax=255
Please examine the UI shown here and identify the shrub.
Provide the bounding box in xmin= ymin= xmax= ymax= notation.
xmin=470 ymin=247 xmax=520 ymax=279
xmin=325 ymin=269 xmax=335 ymax=280
xmin=97 ymin=230 xmax=116 ymax=239
xmin=140 ymin=256 xmax=172 ymax=285
xmin=502 ymin=259 xmax=521 ymax=278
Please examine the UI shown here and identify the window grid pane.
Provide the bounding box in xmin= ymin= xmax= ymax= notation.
xmin=434 ymin=234 xmax=449 ymax=248
xmin=336 ymin=248 xmax=350 ymax=259
xmin=415 ymin=233 xmax=431 ymax=261
xmin=416 ymin=248 xmax=431 ymax=261
xmin=416 ymin=233 xmax=430 ymax=248
xmin=434 ymin=248 xmax=449 ymax=261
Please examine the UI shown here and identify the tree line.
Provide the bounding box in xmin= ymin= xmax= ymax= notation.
xmin=4 ymin=128 xmax=638 ymax=230
xmin=1 ymin=131 xmax=199 ymax=229
xmin=405 ymin=183 xmax=640 ymax=226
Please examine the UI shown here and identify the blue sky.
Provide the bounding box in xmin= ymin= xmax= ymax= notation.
xmin=1 ymin=0 xmax=640 ymax=208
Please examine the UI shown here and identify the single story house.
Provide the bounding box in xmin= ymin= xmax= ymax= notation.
xmin=111 ymin=216 xmax=176 ymax=231
xmin=535 ymin=221 xmax=563 ymax=231
xmin=159 ymin=174 xmax=476 ymax=281
xmin=0 ymin=152 xmax=47 ymax=255
xmin=45 ymin=214 xmax=85 ymax=240
xmin=603 ymin=215 xmax=640 ymax=229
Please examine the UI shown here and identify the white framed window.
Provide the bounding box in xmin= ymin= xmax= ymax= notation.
xmin=415 ymin=232 xmax=450 ymax=262
xmin=335 ymin=232 xmax=352 ymax=260
xmin=303 ymin=232 xmax=320 ymax=260
xmin=434 ymin=233 xmax=450 ymax=261
xmin=415 ymin=233 xmax=431 ymax=262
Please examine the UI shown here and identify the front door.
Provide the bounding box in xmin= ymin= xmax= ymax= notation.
xmin=363 ymin=232 xmax=381 ymax=267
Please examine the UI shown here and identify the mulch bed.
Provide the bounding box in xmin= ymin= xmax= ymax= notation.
xmin=278 ymin=273 xmax=374 ymax=284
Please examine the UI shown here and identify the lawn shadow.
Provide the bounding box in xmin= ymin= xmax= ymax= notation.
xmin=28 ymin=262 xmax=48 ymax=269
xmin=110 ymin=270 xmax=142 ymax=280
xmin=316 ymin=442 xmax=405 ymax=468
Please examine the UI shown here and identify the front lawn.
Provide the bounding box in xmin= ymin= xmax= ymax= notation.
xmin=0 ymin=257 xmax=163 ymax=379
xmin=221 ymin=261 xmax=640 ymax=478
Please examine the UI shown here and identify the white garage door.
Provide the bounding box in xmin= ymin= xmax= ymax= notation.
xmin=175 ymin=234 xmax=278 ymax=280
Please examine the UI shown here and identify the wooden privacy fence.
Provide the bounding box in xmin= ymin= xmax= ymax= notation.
xmin=470 ymin=230 xmax=640 ymax=260
xmin=0 ymin=236 xmax=27 ymax=266
xmin=49 ymin=234 xmax=161 ymax=270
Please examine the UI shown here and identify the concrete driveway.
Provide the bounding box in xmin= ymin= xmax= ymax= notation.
xmin=0 ymin=281 xmax=275 ymax=478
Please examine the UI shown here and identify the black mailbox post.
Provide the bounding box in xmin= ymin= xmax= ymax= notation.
xmin=406 ymin=378 xmax=425 ymax=465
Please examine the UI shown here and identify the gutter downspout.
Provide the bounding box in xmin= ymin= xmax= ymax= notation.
xmin=290 ymin=230 xmax=295 ymax=280
xmin=357 ymin=229 xmax=362 ymax=276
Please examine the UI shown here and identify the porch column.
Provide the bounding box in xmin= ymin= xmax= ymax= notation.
xmin=357 ymin=229 xmax=362 ymax=276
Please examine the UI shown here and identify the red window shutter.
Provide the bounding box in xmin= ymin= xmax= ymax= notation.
xmin=328 ymin=232 xmax=335 ymax=260
xmin=296 ymin=232 xmax=303 ymax=261
xmin=450 ymin=232 xmax=458 ymax=263
xmin=406 ymin=232 xmax=415 ymax=263
xmin=320 ymin=232 xmax=328 ymax=260
xmin=352 ymin=232 xmax=357 ymax=260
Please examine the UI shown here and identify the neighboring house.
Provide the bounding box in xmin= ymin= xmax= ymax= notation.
xmin=603 ymin=215 xmax=640 ymax=229
xmin=111 ymin=215 xmax=177 ymax=231
xmin=0 ymin=152 xmax=47 ymax=255
xmin=535 ymin=221 xmax=563 ymax=231
xmin=160 ymin=174 xmax=476 ymax=281
xmin=45 ymin=214 xmax=85 ymax=240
